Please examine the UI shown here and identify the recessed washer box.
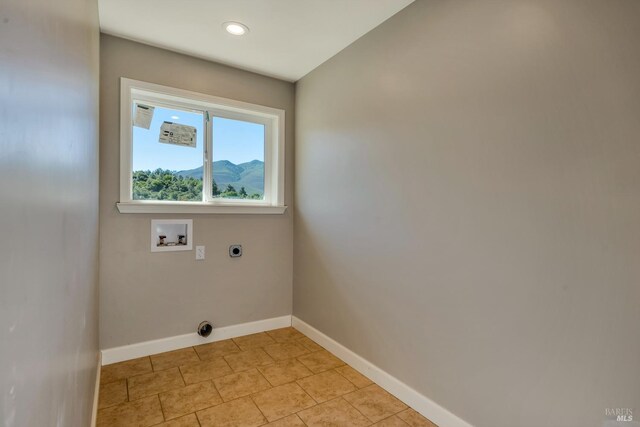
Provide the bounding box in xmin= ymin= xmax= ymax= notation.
xmin=151 ymin=219 xmax=193 ymax=252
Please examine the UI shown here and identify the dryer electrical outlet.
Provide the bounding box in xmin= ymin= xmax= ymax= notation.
xmin=229 ymin=245 xmax=242 ymax=257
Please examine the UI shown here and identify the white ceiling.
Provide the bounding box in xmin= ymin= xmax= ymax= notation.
xmin=98 ymin=0 xmax=414 ymax=82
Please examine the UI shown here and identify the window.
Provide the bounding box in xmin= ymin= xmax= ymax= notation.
xmin=117 ymin=78 xmax=285 ymax=214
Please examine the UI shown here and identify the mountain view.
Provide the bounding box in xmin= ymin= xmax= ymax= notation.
xmin=177 ymin=160 xmax=264 ymax=196
xmin=132 ymin=160 xmax=264 ymax=201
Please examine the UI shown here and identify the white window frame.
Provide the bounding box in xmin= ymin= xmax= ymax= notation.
xmin=117 ymin=78 xmax=286 ymax=214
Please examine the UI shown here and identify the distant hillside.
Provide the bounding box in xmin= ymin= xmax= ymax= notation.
xmin=177 ymin=160 xmax=264 ymax=196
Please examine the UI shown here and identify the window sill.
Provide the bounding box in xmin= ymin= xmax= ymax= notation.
xmin=116 ymin=202 xmax=287 ymax=215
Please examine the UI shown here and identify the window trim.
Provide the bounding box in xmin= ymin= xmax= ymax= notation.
xmin=117 ymin=78 xmax=286 ymax=214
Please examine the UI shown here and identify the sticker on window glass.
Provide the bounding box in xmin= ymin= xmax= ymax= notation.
xmin=159 ymin=121 xmax=197 ymax=148
xmin=133 ymin=104 xmax=155 ymax=129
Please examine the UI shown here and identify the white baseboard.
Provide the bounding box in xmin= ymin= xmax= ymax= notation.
xmin=101 ymin=315 xmax=292 ymax=365
xmin=292 ymin=316 xmax=473 ymax=427
xmin=90 ymin=351 xmax=101 ymax=427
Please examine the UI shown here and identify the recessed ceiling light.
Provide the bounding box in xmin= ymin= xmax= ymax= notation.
xmin=171 ymin=115 xmax=180 ymax=120
xmin=223 ymin=22 xmax=249 ymax=36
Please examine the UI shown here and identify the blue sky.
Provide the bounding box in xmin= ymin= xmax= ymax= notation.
xmin=132 ymin=104 xmax=264 ymax=171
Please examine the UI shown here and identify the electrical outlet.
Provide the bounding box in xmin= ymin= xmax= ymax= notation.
xmin=195 ymin=246 xmax=205 ymax=260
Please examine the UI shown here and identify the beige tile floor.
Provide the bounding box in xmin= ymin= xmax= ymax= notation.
xmin=97 ymin=327 xmax=438 ymax=427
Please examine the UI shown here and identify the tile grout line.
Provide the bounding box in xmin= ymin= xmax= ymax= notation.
xmin=126 ymin=377 xmax=130 ymax=403
xmin=248 ymin=379 xmax=309 ymax=427
xmin=220 ymin=353 xmax=235 ymax=373
xmin=252 ymin=342 xmax=320 ymax=427
xmin=345 ymin=383 xmax=411 ymax=425
xmin=343 ymin=384 xmax=381 ymax=423
xmin=299 ymin=414 xmax=310 ymax=427
xmin=332 ymin=366 xmax=366 ymax=389
xmin=382 ymin=413 xmax=411 ymax=426
xmin=175 ymin=349 xmax=191 ymax=385
xmin=160 ymin=376 xmax=224 ymax=424
xmin=251 ymin=339 xmax=313 ymax=426
xmin=248 ymin=391 xmax=271 ymax=425
xmin=293 ymin=396 xmax=360 ymax=425
xmin=193 ymin=344 xmax=206 ymax=362
xmin=214 ymin=343 xmax=273 ymax=425
xmin=156 ymin=393 xmax=167 ymax=423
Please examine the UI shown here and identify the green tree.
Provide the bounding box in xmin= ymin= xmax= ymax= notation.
xmin=132 ymin=170 xmax=265 ymax=201
xmin=132 ymin=169 xmax=202 ymax=201
xmin=220 ymin=184 xmax=238 ymax=198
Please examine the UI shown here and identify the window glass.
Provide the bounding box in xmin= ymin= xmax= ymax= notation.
xmin=212 ymin=116 xmax=265 ymax=200
xmin=131 ymin=103 xmax=204 ymax=201
xmin=121 ymin=79 xmax=284 ymax=211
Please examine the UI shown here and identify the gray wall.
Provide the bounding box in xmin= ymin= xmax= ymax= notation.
xmin=0 ymin=0 xmax=100 ymax=426
xmin=294 ymin=1 xmax=640 ymax=427
xmin=99 ymin=35 xmax=295 ymax=349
